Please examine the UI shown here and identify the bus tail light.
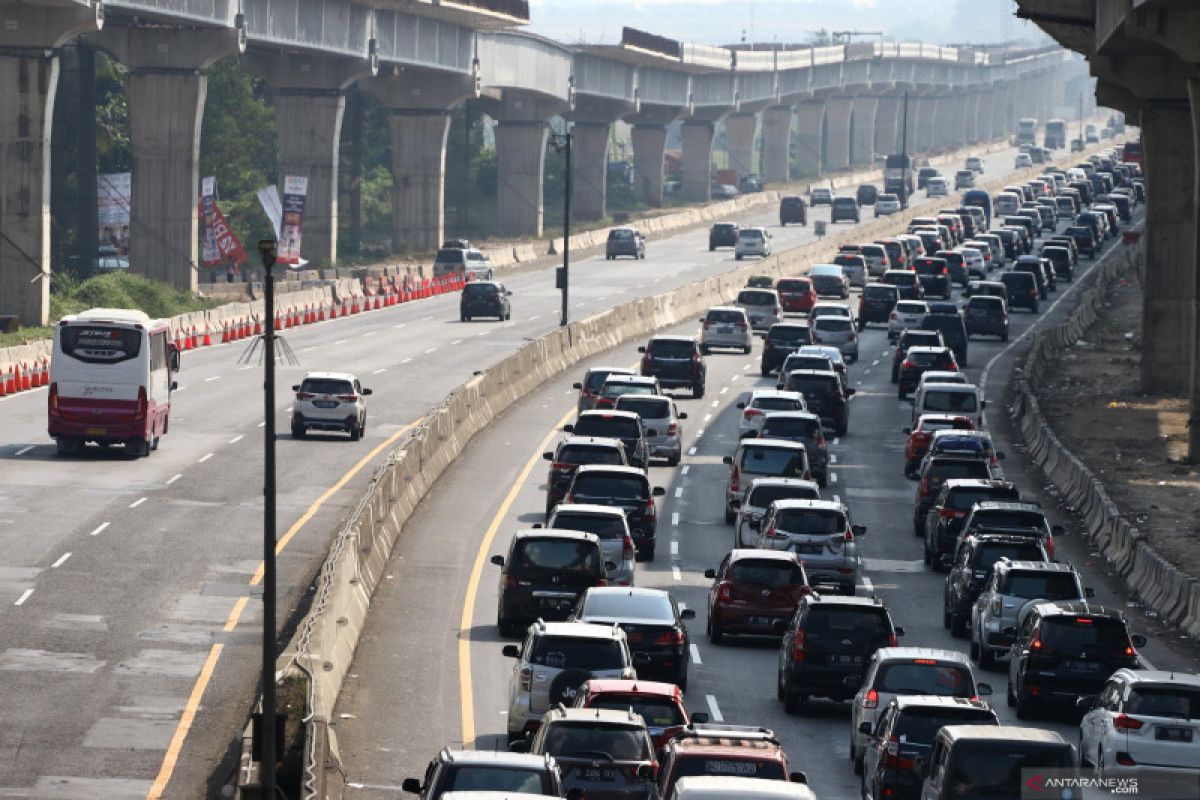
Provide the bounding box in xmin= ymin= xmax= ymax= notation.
xmin=134 ymin=386 xmax=148 ymax=421
xmin=49 ymin=382 xmax=60 ymax=418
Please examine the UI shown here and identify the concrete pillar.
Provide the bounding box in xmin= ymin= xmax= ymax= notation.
xmin=388 ymin=111 xmax=451 ymax=253
xmin=975 ymin=89 xmax=994 ymax=142
xmin=761 ymin=106 xmax=792 ymax=184
xmin=1188 ymin=79 xmax=1200 ymax=460
xmin=723 ymin=112 xmax=758 ymax=178
xmin=631 ymin=124 xmax=666 ymax=207
xmin=570 ymin=121 xmax=610 ymax=222
xmin=823 ymin=97 xmax=852 ymax=172
xmin=964 ymin=92 xmax=981 ymax=144
xmin=850 ymin=95 xmax=878 ymax=166
xmin=274 ymin=91 xmax=345 ymax=265
xmin=494 ymin=121 xmax=548 ymax=237
xmin=914 ymin=96 xmax=936 ymax=152
xmin=681 ymin=120 xmax=715 ymax=203
xmin=793 ymin=100 xmax=824 ymax=178
xmin=938 ymin=96 xmax=965 ymax=150
xmin=0 ymin=52 xmax=57 ymax=326
xmin=873 ymin=95 xmax=903 ymax=158
xmin=1139 ymin=101 xmax=1196 ymax=393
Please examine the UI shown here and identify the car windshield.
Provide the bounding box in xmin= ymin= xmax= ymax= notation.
xmin=923 ymin=392 xmax=978 ymax=414
xmin=876 ymin=663 xmax=972 ymax=697
xmin=541 ymin=722 xmax=648 ymax=761
xmin=897 ymin=302 xmax=928 ymax=314
xmin=610 ymin=229 xmax=635 ymax=240
xmin=581 ymin=592 xmax=673 ymax=622
xmin=589 ymin=696 xmax=684 ymax=727
xmin=1125 ymin=687 xmax=1200 ymax=719
xmin=770 ymin=327 xmax=809 ymax=344
xmin=886 ymin=272 xmax=917 ymax=286
xmin=893 ymin=709 xmax=996 ymax=745
xmin=570 ymin=474 xmax=648 ymax=502
xmin=974 ymin=542 xmax=1046 ymax=570
xmin=948 ymin=747 xmax=1073 ymax=796
xmin=947 ymin=489 xmax=1013 ymax=513
xmin=300 ymin=378 xmax=354 ymax=395
xmin=573 ymin=417 xmax=640 ymax=439
xmin=707 ymin=310 xmax=746 ymax=324
xmin=648 ymin=340 xmax=694 ymax=358
xmin=930 ymin=462 xmax=991 ymax=481
xmin=445 ymin=767 xmax=548 ymax=794
xmin=741 ymin=447 xmax=806 ymax=477
xmin=761 ymin=417 xmax=821 ymax=440
xmin=462 ymin=283 xmax=498 ymax=297
xmin=749 ymin=485 xmax=818 ymax=508
xmin=739 ymin=230 xmax=764 ymax=241
xmin=557 ymin=445 xmax=624 ymax=467
xmin=551 ymin=512 xmax=626 ymax=541
xmin=807 ymin=608 xmax=890 ymax=639
xmin=908 ymin=351 xmax=947 ymax=367
xmin=787 ymin=375 xmax=838 ymax=396
xmin=601 ymin=382 xmax=653 ymax=398
xmin=834 ymin=198 xmax=856 ymax=207
xmin=1040 ymin=618 xmax=1132 ymax=654
xmin=753 ymin=398 xmax=804 ymax=412
xmin=528 ymin=637 xmax=626 ymax=671
xmin=777 ymin=279 xmax=811 ymax=293
xmin=672 ymin=756 xmax=786 ymax=781
xmin=737 ymin=291 xmax=775 ymax=306
xmin=784 ymin=357 xmax=832 ymax=373
xmin=584 ymin=370 xmax=629 ymax=393
xmin=728 ymin=559 xmax=806 ymax=587
xmin=864 ymin=286 xmax=895 ymax=299
xmin=815 ymin=319 xmax=852 ymax=333
xmin=972 ymin=510 xmax=1045 ymax=529
xmin=615 ymin=398 xmax=670 ymax=420
xmin=435 ymin=249 xmax=465 ymax=263
xmin=776 ymin=509 xmax=846 ymax=535
xmin=511 ymin=539 xmax=601 ymax=576
xmin=932 ymin=436 xmax=988 ymax=455
xmin=1002 ymin=572 xmax=1080 ymax=600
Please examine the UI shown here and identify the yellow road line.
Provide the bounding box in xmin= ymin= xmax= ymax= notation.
xmin=458 ymin=408 xmax=574 ymax=747
xmin=146 ymin=417 xmax=420 ymax=799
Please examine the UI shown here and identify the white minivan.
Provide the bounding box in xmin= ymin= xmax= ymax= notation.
xmin=911 ymin=382 xmax=986 ymax=429
xmin=669 ymin=776 xmax=816 ymax=800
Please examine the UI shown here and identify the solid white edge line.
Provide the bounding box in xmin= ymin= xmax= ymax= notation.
xmin=670 ymin=541 xmax=680 ymax=556
xmin=706 ymin=695 xmax=724 ymax=722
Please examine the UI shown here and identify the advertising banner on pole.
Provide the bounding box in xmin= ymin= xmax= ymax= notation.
xmin=257 ymin=184 xmax=282 ymax=239
xmin=97 ymin=172 xmax=131 ymax=256
xmin=198 ymin=176 xmax=248 ymax=268
xmin=277 ymin=175 xmax=308 ymax=265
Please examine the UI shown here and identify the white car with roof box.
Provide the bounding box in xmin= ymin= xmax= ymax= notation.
xmin=669 ymin=776 xmax=816 ymax=800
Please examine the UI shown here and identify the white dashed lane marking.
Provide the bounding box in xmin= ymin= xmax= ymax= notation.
xmin=228 ymin=435 xmax=244 ymax=445
xmin=14 ymin=589 xmax=33 ymax=607
xmin=198 ymin=453 xmax=214 ymax=463
xmin=671 ymin=512 xmax=680 ymax=527
xmin=690 ymin=644 xmax=703 ymax=666
xmin=706 ymin=695 xmax=724 ymax=722
xmin=671 ymin=541 xmax=680 ymax=556
xmin=51 ymin=552 xmax=71 ymax=569
xmin=14 ymin=445 xmax=33 ymax=456
xmin=166 ymin=474 xmax=182 ymax=486
xmin=88 ymin=523 xmax=110 ymax=537
xmin=672 ymin=566 xmax=682 ymax=581
xmin=681 ymin=466 xmax=690 ymax=475
xmin=204 ymin=376 xmax=221 ymax=383
xmin=129 ymin=497 xmax=147 ymax=509
xmin=674 ymin=488 xmax=683 ymax=499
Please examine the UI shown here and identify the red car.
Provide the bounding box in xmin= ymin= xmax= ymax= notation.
xmin=574 ymin=679 xmax=708 ymax=750
xmin=776 ymin=277 xmax=817 ymax=314
xmin=705 ymin=550 xmax=810 ymax=642
xmin=902 ymin=414 xmax=975 ymax=476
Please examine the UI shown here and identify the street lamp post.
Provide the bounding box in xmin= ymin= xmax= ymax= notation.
xmin=550 ymin=131 xmax=572 ymax=327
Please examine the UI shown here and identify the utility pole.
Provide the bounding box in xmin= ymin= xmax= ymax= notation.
xmin=900 ymin=90 xmax=910 ymax=209
xmin=256 ymin=239 xmax=279 ymax=799
xmin=550 ymin=131 xmax=572 ymax=326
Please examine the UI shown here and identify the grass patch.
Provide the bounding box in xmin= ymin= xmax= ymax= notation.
xmin=1 ymin=272 xmax=220 ymax=348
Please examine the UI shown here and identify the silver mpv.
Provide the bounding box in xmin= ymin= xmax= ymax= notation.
xmin=545 ymin=503 xmax=637 ymax=587
xmin=755 ymin=499 xmax=865 ymax=595
xmin=615 ymin=394 xmax=686 ymax=466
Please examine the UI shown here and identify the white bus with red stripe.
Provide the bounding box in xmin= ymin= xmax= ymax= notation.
xmin=48 ymin=308 xmax=179 ymax=457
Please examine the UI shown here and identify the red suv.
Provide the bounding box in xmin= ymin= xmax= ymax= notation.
xmin=776 ymin=277 xmax=817 ymax=313
xmin=656 ymin=725 xmax=808 ymax=798
xmin=574 ymin=679 xmax=708 ymax=750
xmin=902 ymin=414 xmax=975 ymax=476
xmin=705 ymin=550 xmax=810 ymax=643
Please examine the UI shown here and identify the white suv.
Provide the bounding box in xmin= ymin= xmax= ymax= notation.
xmin=735 ymin=227 xmax=772 ymax=260
xmin=699 ymin=306 xmax=752 ymax=354
xmin=291 ymin=371 xmax=372 ymax=440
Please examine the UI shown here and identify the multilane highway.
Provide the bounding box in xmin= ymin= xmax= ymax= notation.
xmin=0 ymin=139 xmax=1083 ymax=797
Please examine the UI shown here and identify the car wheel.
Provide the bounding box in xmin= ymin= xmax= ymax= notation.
xmin=736 ymin=254 xmax=743 ymax=261
xmin=667 ymin=452 xmax=681 ymax=467
xmin=724 ymin=507 xmax=736 ymax=525
xmin=1015 ymin=687 xmax=1034 ymax=720
xmin=640 ymin=544 xmax=655 ymax=561
xmin=1002 ymin=331 xmax=1009 ymax=342
xmin=127 ymin=437 xmax=151 ymax=458
xmin=676 ymin=666 xmax=688 ymax=691
xmin=694 ymin=383 xmax=705 ymax=399
xmin=898 ymin=387 xmax=907 ymax=400
xmin=709 ymin=246 xmax=715 ymax=251
xmin=497 ymin=615 xmax=519 ymax=638
xmin=950 ymin=610 xmax=968 ymax=638
xmin=777 ymin=668 xmax=786 ymax=701
xmin=56 ymin=438 xmax=82 ymax=456
xmin=816 ymin=472 xmax=828 ymax=489
xmin=784 ymin=689 xmax=804 ymax=715
xmin=978 ymin=641 xmax=996 ymax=671
xmin=350 ymin=424 xmax=361 ymax=442
xmin=461 ymin=314 xmax=469 ymax=322
xmin=761 ymin=366 xmax=772 ymax=377
xmin=292 ymin=425 xmax=305 ymax=439
xmin=1007 ymin=681 xmax=1016 ymax=707
xmin=836 ymin=421 xmax=848 ymax=437
xmin=699 ymin=345 xmax=710 ymax=356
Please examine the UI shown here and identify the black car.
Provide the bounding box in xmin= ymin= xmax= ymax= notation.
xmin=933 ymin=250 xmax=969 ymax=287
xmin=779 ymin=195 xmax=807 ymax=226
xmin=1068 ymin=179 xmax=1093 ymax=205
xmin=563 ymin=465 xmax=666 ymax=560
xmin=913 ymin=257 xmax=951 ymax=300
xmin=861 ymin=697 xmax=999 ymax=800
xmin=564 ymin=410 xmax=652 ymax=470
xmin=1012 ymin=257 xmax=1049 ymax=299
xmin=777 ymin=595 xmax=904 ymax=712
xmin=1046 ymin=234 xmax=1079 ymax=265
xmin=1064 ymin=225 xmax=1098 ymax=259
xmin=923 ymin=479 xmax=1021 ymax=567
xmin=606 ymin=227 xmax=645 ymax=260
xmin=897 ymin=346 xmax=958 ymax=399
xmin=571 ymin=587 xmax=694 ymax=687
xmin=856 ymin=184 xmax=878 ymax=206
xmin=858 ymin=283 xmax=900 ymax=328
xmin=780 ymin=369 xmax=854 ymax=436
xmin=919 ymin=313 xmax=969 ymax=368
xmin=963 ymin=295 xmax=1009 ymax=341
xmin=891 ymin=329 xmax=945 ymax=382
xmin=542 ymin=436 xmax=628 ymax=517
xmin=1040 ymin=246 xmax=1073 ymax=282
xmin=994 ymin=228 xmax=1022 ymax=261
xmin=460 ymin=281 xmax=512 ymax=321
xmin=914 ymin=457 xmax=994 ymax=538
xmin=760 ymin=322 xmax=813 ymax=376
xmin=1007 ymin=602 xmax=1145 ymax=718
xmin=999 ymin=271 xmax=1039 ymax=313
xmin=492 ymin=530 xmax=608 ymax=635
xmin=1075 ymin=212 xmax=1106 ymax=245
xmin=639 ymin=336 xmax=705 ymax=397
xmin=709 ymin=222 xmax=739 ymax=250
xmin=831 ymin=196 xmax=861 ymax=223
xmin=943 ymin=533 xmax=1049 ymax=640
xmin=917 ymin=167 xmax=940 ymax=189
xmin=880 ymin=269 xmax=924 ymax=301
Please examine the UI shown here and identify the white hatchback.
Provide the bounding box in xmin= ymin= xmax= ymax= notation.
xmin=889 ymin=300 xmax=930 ymax=342
xmin=735 ymin=227 xmax=772 ymax=260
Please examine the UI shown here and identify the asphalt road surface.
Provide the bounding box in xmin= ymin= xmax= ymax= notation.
xmin=0 ymin=139 xmax=1097 ymax=798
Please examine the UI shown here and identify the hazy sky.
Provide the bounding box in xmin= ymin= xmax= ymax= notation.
xmin=525 ymin=0 xmax=1045 ymax=47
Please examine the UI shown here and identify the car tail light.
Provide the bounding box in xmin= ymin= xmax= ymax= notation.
xmin=1115 ymin=752 xmax=1137 ymax=766
xmin=597 ymin=578 xmax=608 ymax=587
xmin=623 ymin=535 xmax=635 ymax=561
xmin=816 ymin=431 xmax=827 ymax=448
xmin=743 ymin=408 xmax=762 ymax=421
xmin=763 ymin=337 xmax=772 ymax=350
xmin=730 ymin=466 xmax=740 ymax=493
xmin=566 ymin=493 xmax=576 ymax=504
xmin=504 ymin=574 xmax=518 ymax=590
xmin=887 ymin=633 xmax=899 ymax=647
xmin=1045 ymin=538 xmax=1055 ymax=559
xmin=918 ymin=476 xmax=930 ymax=496
xmin=940 ymin=508 xmax=963 ymax=520
xmin=643 ymin=500 xmax=656 ymax=521
xmin=551 ymin=462 xmax=576 ymax=472
xmin=864 ymin=689 xmax=878 ymax=708
xmin=667 ymin=423 xmax=678 ymax=436
xmin=844 ymin=528 xmax=854 ymax=542
xmin=655 ymin=629 xmax=685 ymax=646
xmin=1123 ymin=642 xmax=1137 ymax=658
xmin=296 ymin=391 xmax=315 ymax=400
xmin=642 ymin=354 xmax=651 ymax=372
xmin=737 ymin=322 xmax=748 ymax=331
xmin=48 ymin=383 xmax=60 ymax=418
xmin=902 ymin=360 xmax=915 ymax=369
xmin=889 ymin=312 xmax=897 ymax=320
xmin=717 ymin=582 xmax=733 ymax=602
xmin=1031 ymin=637 xmax=1043 ymax=651
xmin=703 ymin=320 xmax=713 ymax=329
xmin=520 ymin=666 xmax=533 ymax=691
xmin=1113 ymin=714 xmax=1144 ymax=731
xmin=134 ymin=386 xmax=148 ymax=421
xmin=337 ymin=394 xmax=358 ymax=403
xmin=791 ymin=629 xmax=806 ymax=661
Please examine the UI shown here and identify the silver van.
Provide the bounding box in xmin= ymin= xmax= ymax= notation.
xmin=700 ymin=306 xmax=753 ymax=353
xmin=736 ymin=288 xmax=783 ymax=333
xmin=755 ymin=498 xmax=865 ymax=595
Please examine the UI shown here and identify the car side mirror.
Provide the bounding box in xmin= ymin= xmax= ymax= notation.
xmin=681 ymin=608 xmax=696 ymax=620
xmin=1002 ymin=626 xmax=1017 ymax=638
xmin=736 ymin=402 xmax=746 ymax=409
xmin=1051 ymin=525 xmax=1066 ymax=536
xmin=790 ymin=772 xmax=808 ymax=785
xmin=362 ymin=388 xmax=373 ymax=396
xmin=902 ymin=427 xmax=912 ymax=435
xmin=851 ymin=525 xmax=867 ymax=537
xmin=1075 ymin=696 xmax=1096 ymax=711
xmin=980 ymin=400 xmax=987 ymax=410
xmin=698 ymin=318 xmax=705 ymax=324
xmin=635 ymin=764 xmax=654 ymax=781
xmin=776 ymin=384 xmax=784 ymax=390
xmin=572 ymin=383 xmax=583 ymax=390
xmin=170 ymin=380 xmax=179 ymax=391
xmin=509 ymin=738 xmax=530 ymax=753
xmin=532 ymin=523 xmax=543 ymax=529
xmin=730 ymin=499 xmax=741 ymax=509
xmin=402 ymin=777 xmax=422 ymax=794
xmin=704 ymin=568 xmax=717 ymax=579
xmin=894 ymin=626 xmax=906 ymax=637
xmin=563 ymin=424 xmax=574 ymax=433
xmin=743 ymin=430 xmax=758 ymax=439
xmin=975 ymin=682 xmax=993 ymax=696
xmin=169 ymin=347 xmax=181 ymax=372
xmin=1131 ymin=634 xmax=1148 ymax=648
xmin=996 ymin=452 xmax=1006 ymax=460
xmin=691 ymin=712 xmax=710 ymax=724
xmin=491 ymin=555 xmax=505 ymax=567
xmin=846 ymin=388 xmax=856 ymax=396
xmin=502 ymin=644 xmax=521 ymax=658
xmin=858 ymin=721 xmax=873 ymax=736
xmin=506 ymin=290 xmax=513 ymax=296
xmin=722 ymin=456 xmax=733 ymax=465
xmin=291 ymin=385 xmax=300 ymax=392
xmin=543 ymin=452 xmax=554 ymax=461
xmin=637 ymin=346 xmax=646 ymax=353
xmin=1084 ymin=587 xmax=1096 ymax=598
xmin=652 ymin=486 xmax=666 ymax=497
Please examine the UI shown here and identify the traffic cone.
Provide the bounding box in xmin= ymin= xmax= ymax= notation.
xmin=329 ymin=302 xmax=339 ymax=319
xmin=175 ymin=330 xmax=183 ymax=351
xmin=3 ymin=365 xmax=14 ymax=395
xmin=0 ymin=368 xmax=6 ymax=398
xmin=19 ymin=363 xmax=30 ymax=391
xmin=306 ymin=305 xmax=314 ymax=324
xmin=374 ymin=294 xmax=381 ymax=311
xmin=274 ymin=312 xmax=282 ymax=331
xmin=318 ymin=303 xmax=326 ymax=321
xmin=189 ymin=327 xmax=198 ymax=350
xmin=253 ymin=317 xmax=262 ymax=336
xmin=221 ymin=322 xmax=230 ymax=344
xmin=202 ymin=324 xmax=213 ymax=347
xmin=36 ymin=359 xmax=47 ymax=388
xmin=351 ymin=297 xmax=359 ymax=314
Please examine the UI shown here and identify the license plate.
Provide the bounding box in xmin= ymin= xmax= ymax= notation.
xmin=1155 ymin=727 xmax=1194 ymax=743
xmin=578 ymin=768 xmax=615 ymax=781
xmin=748 ymin=616 xmax=780 ymax=626
xmin=85 ymin=427 xmax=106 ymax=435
xmin=313 ymin=400 xmax=338 ymax=409
xmin=795 ymin=544 xmax=824 ymax=555
xmin=539 ymin=598 xmax=570 ymax=609
xmin=718 ymin=326 xmax=733 ymax=333
xmin=830 ymin=654 xmax=863 ymax=665
xmin=1066 ymin=660 xmax=1101 ymax=673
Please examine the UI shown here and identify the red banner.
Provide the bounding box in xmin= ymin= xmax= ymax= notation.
xmin=199 ymin=183 xmax=248 ymax=267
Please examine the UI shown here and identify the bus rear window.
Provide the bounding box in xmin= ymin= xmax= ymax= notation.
xmin=60 ymin=325 xmax=142 ymax=364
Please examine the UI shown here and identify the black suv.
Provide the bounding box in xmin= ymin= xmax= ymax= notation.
xmin=777 ymin=595 xmax=904 ymax=713
xmin=923 ymin=479 xmax=1021 ymax=564
xmin=564 ymin=465 xmax=666 ymax=560
xmin=880 ymin=269 xmax=924 ymax=301
xmin=943 ymin=534 xmax=1051 ymax=638
xmin=760 ymin=322 xmax=813 ymax=376
xmin=1012 ymin=256 xmax=1049 ymax=299
xmin=460 ymin=281 xmax=512 ymax=322
xmin=960 ymin=501 xmax=1064 ymax=559
xmin=1040 ymin=246 xmax=1074 ymax=282
xmin=856 ymin=184 xmax=878 ymax=206
xmin=891 ymin=329 xmax=945 ymax=382
xmin=542 ymin=436 xmax=628 ymax=517
xmin=963 ymin=296 xmax=1009 ymax=341
xmin=492 ymin=530 xmax=609 ymax=635
xmin=709 ymin=222 xmax=739 ymax=250
xmin=858 ymin=283 xmax=900 ymax=328
xmin=998 ymin=271 xmax=1039 ymax=313
xmin=831 ymin=196 xmax=861 ymax=223
xmin=638 ymin=336 xmax=705 ymax=397
xmin=933 ymin=250 xmax=969 ymax=287
xmin=897 ymin=346 xmax=958 ymax=399
xmin=919 ymin=313 xmax=969 ymax=368
xmin=779 ymin=369 xmax=854 ymax=436
xmin=1065 ymin=224 xmax=1098 ymax=259
xmin=914 ymin=457 xmax=995 ymax=538
xmin=565 ymin=410 xmax=652 ymax=470
xmin=1007 ymin=602 xmax=1146 ymax=718
xmin=779 ymin=196 xmax=807 ymax=226
xmin=913 ymin=257 xmax=951 ymax=300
